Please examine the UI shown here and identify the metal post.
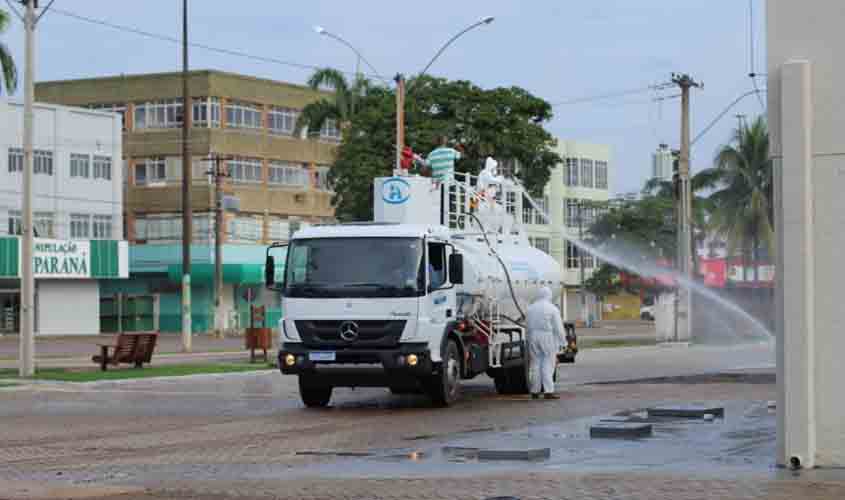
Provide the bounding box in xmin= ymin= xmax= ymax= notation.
xmin=395 ymin=74 xmax=405 ymax=173
xmin=19 ymin=0 xmax=36 ymax=377
xmin=181 ymin=0 xmax=193 ymax=352
xmin=213 ymin=155 xmax=225 ymax=339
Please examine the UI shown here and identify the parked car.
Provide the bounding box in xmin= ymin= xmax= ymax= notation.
xmin=640 ymin=298 xmax=655 ymax=321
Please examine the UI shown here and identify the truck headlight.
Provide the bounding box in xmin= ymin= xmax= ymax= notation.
xmin=284 ymin=354 xmax=296 ymax=367
xmin=407 ymin=354 xmax=419 ymax=367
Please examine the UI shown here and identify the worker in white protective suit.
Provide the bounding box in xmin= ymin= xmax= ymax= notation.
xmin=526 ymin=286 xmax=566 ymax=399
xmin=475 ymin=157 xmax=512 ymax=234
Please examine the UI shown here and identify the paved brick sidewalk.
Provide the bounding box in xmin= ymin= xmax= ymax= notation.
xmin=27 ymin=472 xmax=845 ymax=500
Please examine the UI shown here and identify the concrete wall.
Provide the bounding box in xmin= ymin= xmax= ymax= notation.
xmin=768 ymin=0 xmax=845 ymax=468
xmin=37 ymin=280 xmax=100 ymax=336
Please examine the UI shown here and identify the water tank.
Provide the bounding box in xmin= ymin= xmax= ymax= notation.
xmin=452 ymin=235 xmax=562 ymax=320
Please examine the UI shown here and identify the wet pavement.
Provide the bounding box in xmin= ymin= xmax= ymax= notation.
xmin=1 ymin=341 xmax=841 ymax=499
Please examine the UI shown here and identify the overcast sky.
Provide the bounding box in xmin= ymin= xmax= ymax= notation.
xmin=2 ymin=0 xmax=766 ymax=195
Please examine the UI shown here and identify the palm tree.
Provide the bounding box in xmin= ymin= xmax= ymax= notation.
xmin=295 ymin=68 xmax=370 ymax=138
xmin=0 ymin=9 xmax=19 ymax=95
xmin=700 ymin=117 xmax=773 ymax=284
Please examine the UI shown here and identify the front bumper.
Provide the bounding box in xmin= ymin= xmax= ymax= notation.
xmin=278 ymin=343 xmax=434 ymax=385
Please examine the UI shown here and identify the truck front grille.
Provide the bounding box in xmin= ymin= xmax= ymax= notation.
xmin=294 ymin=320 xmax=406 ymax=348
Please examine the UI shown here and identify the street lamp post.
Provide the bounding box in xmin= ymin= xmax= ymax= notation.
xmin=313 ymin=26 xmax=386 ymax=83
xmin=314 ymin=17 xmax=495 ymax=174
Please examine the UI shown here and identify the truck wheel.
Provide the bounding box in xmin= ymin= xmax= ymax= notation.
xmin=298 ymin=376 xmax=332 ymax=408
xmin=426 ymin=340 xmax=461 ymax=406
xmin=506 ymin=362 xmax=530 ymax=394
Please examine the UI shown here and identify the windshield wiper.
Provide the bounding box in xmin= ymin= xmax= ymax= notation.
xmin=340 ymin=283 xmax=416 ymax=296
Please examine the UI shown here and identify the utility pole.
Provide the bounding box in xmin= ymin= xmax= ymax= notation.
xmin=18 ymin=0 xmax=36 ymax=377
xmin=181 ymin=0 xmax=193 ymax=352
xmin=205 ymin=155 xmax=232 ymax=340
xmin=394 ymin=74 xmax=405 ymax=174
xmin=672 ymin=73 xmax=702 ymax=342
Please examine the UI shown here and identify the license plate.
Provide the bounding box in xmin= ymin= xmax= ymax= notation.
xmin=309 ymin=352 xmax=336 ymax=362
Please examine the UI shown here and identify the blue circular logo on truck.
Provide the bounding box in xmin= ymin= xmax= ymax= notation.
xmin=382 ymin=177 xmax=411 ymax=204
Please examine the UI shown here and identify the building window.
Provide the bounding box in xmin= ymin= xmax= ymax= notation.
xmin=314 ymin=165 xmax=331 ymax=190
xmin=70 ymin=214 xmax=91 ymax=239
xmin=93 ymin=215 xmax=113 ymax=239
xmin=192 ymin=97 xmax=220 ymax=128
xmin=88 ymin=103 xmax=127 ymax=131
xmin=565 ymin=200 xmax=580 ymax=227
xmin=34 ymin=212 xmax=55 ymax=238
xmin=228 ymin=157 xmax=263 ymax=184
xmin=595 ymin=161 xmax=608 ymax=189
xmin=505 ymin=192 xmax=517 ymax=215
xmin=580 ymin=159 xmax=594 ymax=188
xmin=135 ymin=215 xmax=181 ymax=243
xmin=320 ymin=119 xmax=341 ymax=141
xmin=93 ymin=156 xmax=112 ymax=180
xmin=564 ymin=158 xmax=579 ymax=186
xmin=268 ymin=218 xmax=290 ymax=241
xmin=230 ymin=216 xmax=261 ymax=243
xmin=534 ymin=196 xmax=549 ymax=225
xmin=7 ymin=210 xmax=21 ymax=236
xmin=225 ymin=101 xmax=262 ymax=130
xmin=135 ymin=158 xmax=167 ymax=185
xmin=190 ymin=214 xmax=214 ymax=243
xmin=70 ymin=154 xmax=90 ymax=178
xmin=134 ymin=99 xmax=183 ymax=130
xmin=268 ymin=107 xmax=299 ymax=136
xmin=530 ymin=237 xmax=551 ymax=255
xmin=34 ymin=150 xmax=53 ymax=175
xmin=566 ymin=241 xmax=580 ymax=269
xmin=268 ymin=161 xmax=308 ymax=187
xmin=8 ymin=148 xmax=22 ymax=173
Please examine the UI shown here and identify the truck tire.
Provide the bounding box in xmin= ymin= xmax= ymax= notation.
xmin=426 ymin=339 xmax=461 ymax=406
xmin=298 ymin=375 xmax=332 ymax=408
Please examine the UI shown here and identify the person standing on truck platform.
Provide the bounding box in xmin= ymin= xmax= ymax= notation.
xmin=425 ymin=136 xmax=463 ymax=184
xmin=526 ymin=286 xmax=566 ymax=400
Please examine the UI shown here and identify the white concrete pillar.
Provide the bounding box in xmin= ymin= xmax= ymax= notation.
xmin=776 ymin=59 xmax=816 ymax=469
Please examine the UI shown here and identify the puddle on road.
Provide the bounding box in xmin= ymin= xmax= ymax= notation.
xmin=21 ymin=399 xmax=793 ymax=486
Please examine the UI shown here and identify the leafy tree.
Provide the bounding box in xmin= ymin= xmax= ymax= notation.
xmin=331 ymin=75 xmax=561 ymax=220
xmin=0 ymin=10 xmax=18 ymax=95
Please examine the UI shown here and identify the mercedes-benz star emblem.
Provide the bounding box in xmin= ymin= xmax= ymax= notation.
xmin=339 ymin=321 xmax=359 ymax=342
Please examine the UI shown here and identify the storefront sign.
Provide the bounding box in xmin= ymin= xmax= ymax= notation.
xmin=33 ymin=240 xmax=90 ymax=278
xmin=0 ymin=237 xmax=128 ymax=280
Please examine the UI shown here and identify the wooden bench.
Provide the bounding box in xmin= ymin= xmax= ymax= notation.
xmin=92 ymin=332 xmax=159 ymax=371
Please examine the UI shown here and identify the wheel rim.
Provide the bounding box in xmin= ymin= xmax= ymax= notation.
xmin=446 ymin=352 xmax=460 ymax=398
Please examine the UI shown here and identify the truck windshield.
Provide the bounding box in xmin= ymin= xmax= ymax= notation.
xmin=284 ymin=237 xmax=424 ymax=298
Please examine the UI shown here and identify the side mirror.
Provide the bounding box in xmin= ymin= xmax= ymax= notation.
xmin=265 ymin=255 xmax=275 ymax=288
xmin=449 ymin=253 xmax=464 ymax=285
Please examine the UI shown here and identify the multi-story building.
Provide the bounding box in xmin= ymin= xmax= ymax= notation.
xmin=651 ymin=143 xmax=674 ymax=182
xmin=524 ymin=140 xmax=612 ymax=322
xmin=35 ymin=70 xmax=338 ymax=333
xmin=0 ymin=99 xmax=128 ymax=335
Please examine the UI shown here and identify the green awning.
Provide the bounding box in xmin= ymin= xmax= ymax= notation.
xmin=167 ymin=263 xmax=264 ymax=285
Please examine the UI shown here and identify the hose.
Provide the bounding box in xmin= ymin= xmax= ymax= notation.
xmin=467 ymin=212 xmax=526 ymax=323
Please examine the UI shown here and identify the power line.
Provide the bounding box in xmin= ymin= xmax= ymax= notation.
xmin=49 ymin=8 xmax=382 ymax=82
xmin=551 ymin=83 xmax=673 ymax=107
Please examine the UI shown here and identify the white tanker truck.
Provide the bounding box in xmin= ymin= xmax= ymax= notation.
xmin=264 ymin=167 xmax=577 ymax=407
